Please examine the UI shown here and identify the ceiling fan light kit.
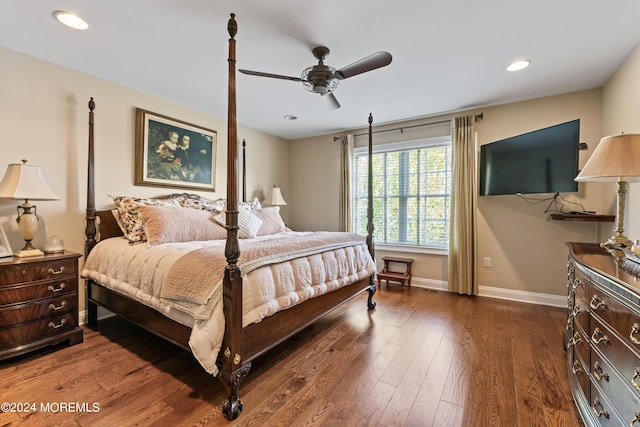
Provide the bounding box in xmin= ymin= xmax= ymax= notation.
xmin=239 ymin=45 xmax=392 ymax=109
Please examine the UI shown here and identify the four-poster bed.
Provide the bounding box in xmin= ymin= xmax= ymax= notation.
xmin=82 ymin=14 xmax=377 ymax=420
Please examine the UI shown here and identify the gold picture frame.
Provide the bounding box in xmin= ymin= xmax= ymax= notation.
xmin=135 ymin=108 xmax=217 ymax=191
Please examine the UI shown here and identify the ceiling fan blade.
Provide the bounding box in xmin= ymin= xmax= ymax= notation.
xmin=335 ymin=51 xmax=392 ymax=80
xmin=239 ymin=69 xmax=302 ymax=82
xmin=321 ymin=92 xmax=341 ymax=109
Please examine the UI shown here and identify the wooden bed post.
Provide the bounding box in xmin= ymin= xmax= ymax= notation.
xmin=85 ymin=97 xmax=98 ymax=327
xmin=217 ymin=13 xmax=251 ymax=421
xmin=366 ymin=113 xmax=376 ymax=310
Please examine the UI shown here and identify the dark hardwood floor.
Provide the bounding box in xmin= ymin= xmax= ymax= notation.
xmin=0 ymin=287 xmax=580 ymax=426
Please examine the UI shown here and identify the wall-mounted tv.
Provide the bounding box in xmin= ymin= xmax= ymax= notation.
xmin=479 ymin=119 xmax=580 ymax=196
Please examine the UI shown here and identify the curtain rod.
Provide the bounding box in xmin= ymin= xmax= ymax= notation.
xmin=334 ymin=112 xmax=483 ymax=141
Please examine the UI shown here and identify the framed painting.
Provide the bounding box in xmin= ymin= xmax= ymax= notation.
xmin=135 ymin=108 xmax=217 ymax=191
xmin=0 ymin=225 xmax=12 ymax=258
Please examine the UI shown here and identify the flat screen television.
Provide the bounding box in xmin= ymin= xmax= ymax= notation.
xmin=479 ymin=119 xmax=580 ymax=196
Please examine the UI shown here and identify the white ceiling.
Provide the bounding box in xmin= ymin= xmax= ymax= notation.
xmin=3 ymin=1 xmax=640 ymax=140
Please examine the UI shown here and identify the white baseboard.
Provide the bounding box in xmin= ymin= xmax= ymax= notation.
xmin=397 ymin=277 xmax=567 ymax=308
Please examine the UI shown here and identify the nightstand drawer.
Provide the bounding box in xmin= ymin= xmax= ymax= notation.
xmin=0 ymin=295 xmax=76 ymax=327
xmin=0 ymin=258 xmax=77 ymax=285
xmin=0 ymin=278 xmax=77 ymax=305
xmin=0 ymin=312 xmax=77 ymax=349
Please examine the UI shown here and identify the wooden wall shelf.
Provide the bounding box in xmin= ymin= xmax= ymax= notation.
xmin=549 ymin=213 xmax=615 ymax=222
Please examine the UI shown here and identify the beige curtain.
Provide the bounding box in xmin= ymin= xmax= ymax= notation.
xmin=448 ymin=115 xmax=478 ymax=295
xmin=339 ymin=134 xmax=354 ymax=232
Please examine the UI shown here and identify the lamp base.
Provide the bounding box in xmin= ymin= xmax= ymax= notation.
xmin=14 ymin=248 xmax=44 ymax=258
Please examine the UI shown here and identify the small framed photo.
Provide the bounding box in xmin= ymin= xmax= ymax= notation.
xmin=0 ymin=225 xmax=13 ymax=258
xmin=135 ymin=108 xmax=217 ymax=191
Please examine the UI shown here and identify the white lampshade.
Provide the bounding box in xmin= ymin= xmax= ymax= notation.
xmin=575 ymin=134 xmax=640 ymax=182
xmin=0 ymin=161 xmax=59 ymax=200
xmin=264 ymin=185 xmax=287 ymax=206
xmin=574 ymin=133 xmax=640 ymax=248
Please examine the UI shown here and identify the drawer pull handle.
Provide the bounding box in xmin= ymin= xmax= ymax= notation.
xmin=590 ymin=295 xmax=606 ymax=310
xmin=48 ymin=301 xmax=67 ymax=311
xmin=631 ymin=323 xmax=640 ymax=345
xmin=48 ymin=266 xmax=66 ymax=275
xmin=592 ymin=398 xmax=609 ymax=419
xmin=632 ymin=368 xmax=640 ymax=392
xmin=568 ymin=333 xmax=583 ymax=348
xmin=47 ymin=283 xmax=66 ymax=293
xmin=593 ymin=362 xmax=609 ymax=381
xmin=591 ymin=328 xmax=610 ymax=345
xmin=572 ymin=360 xmax=583 ymax=375
xmin=631 ymin=412 xmax=640 ymax=426
xmin=48 ymin=319 xmax=66 ymax=329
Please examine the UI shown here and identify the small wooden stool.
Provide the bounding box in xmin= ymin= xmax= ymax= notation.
xmin=377 ymin=256 xmax=413 ymax=291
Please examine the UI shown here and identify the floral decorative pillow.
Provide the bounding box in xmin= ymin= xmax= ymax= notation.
xmin=110 ymin=195 xmax=181 ymax=243
xmin=137 ymin=205 xmax=226 ymax=246
xmin=214 ymin=210 xmax=263 ymax=239
xmin=238 ymin=197 xmax=262 ymax=211
xmin=179 ymin=194 xmax=226 ymax=212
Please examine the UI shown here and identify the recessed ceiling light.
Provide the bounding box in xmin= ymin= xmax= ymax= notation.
xmin=53 ymin=11 xmax=89 ymax=30
xmin=507 ymin=60 xmax=531 ymax=72
xmin=284 ymin=115 xmax=297 ymax=120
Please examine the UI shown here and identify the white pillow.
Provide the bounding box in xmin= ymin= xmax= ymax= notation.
xmin=214 ymin=210 xmax=263 ymax=239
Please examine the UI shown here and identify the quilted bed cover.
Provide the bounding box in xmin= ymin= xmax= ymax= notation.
xmin=81 ymin=231 xmax=376 ymax=375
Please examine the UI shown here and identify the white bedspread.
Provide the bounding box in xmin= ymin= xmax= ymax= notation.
xmin=81 ymin=231 xmax=376 ymax=375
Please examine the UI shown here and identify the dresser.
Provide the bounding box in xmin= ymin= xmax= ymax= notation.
xmin=0 ymin=251 xmax=83 ymax=360
xmin=565 ymin=242 xmax=640 ymax=426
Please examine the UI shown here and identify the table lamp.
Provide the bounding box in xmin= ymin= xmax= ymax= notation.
xmin=575 ymin=133 xmax=640 ymax=248
xmin=264 ymin=185 xmax=287 ymax=206
xmin=0 ymin=160 xmax=59 ymax=257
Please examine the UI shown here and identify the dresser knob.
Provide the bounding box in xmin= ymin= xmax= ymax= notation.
xmin=591 ymin=397 xmax=609 ymax=419
xmin=590 ymin=294 xmax=606 ymax=310
xmin=48 ymin=266 xmax=66 ymax=275
xmin=631 ymin=412 xmax=640 ymax=426
xmin=593 ymin=362 xmax=609 ymax=382
xmin=632 ymin=368 xmax=640 ymax=392
xmin=47 ymin=283 xmax=66 ymax=293
xmin=631 ymin=323 xmax=640 ymax=345
xmin=591 ymin=328 xmax=610 ymax=345
xmin=48 ymin=301 xmax=67 ymax=311
xmin=48 ymin=319 xmax=66 ymax=329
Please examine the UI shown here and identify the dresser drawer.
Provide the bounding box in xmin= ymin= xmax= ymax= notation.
xmin=0 ymin=278 xmax=77 ymax=305
xmin=0 ymin=294 xmax=76 ymax=327
xmin=0 ymin=312 xmax=77 ymax=349
xmin=590 ymin=350 xmax=640 ymax=425
xmin=590 ymin=285 xmax=640 ymax=353
xmin=0 ymin=258 xmax=77 ymax=285
xmin=572 ymin=347 xmax=590 ymax=400
xmin=589 ymin=382 xmax=625 ymax=427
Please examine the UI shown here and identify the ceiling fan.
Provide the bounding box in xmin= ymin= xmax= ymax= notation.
xmin=239 ymin=46 xmax=392 ymax=109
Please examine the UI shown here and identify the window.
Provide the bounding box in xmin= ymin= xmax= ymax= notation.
xmin=353 ymin=137 xmax=451 ymax=249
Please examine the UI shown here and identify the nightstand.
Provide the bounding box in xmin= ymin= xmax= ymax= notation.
xmin=0 ymin=251 xmax=83 ymax=360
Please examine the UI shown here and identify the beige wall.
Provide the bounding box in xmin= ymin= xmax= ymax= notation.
xmin=290 ymin=89 xmax=605 ymax=296
xmin=0 ymin=47 xmax=289 ymax=311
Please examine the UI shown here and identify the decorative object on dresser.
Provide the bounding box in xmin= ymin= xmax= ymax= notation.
xmin=565 ymin=242 xmax=640 ymax=426
xmin=0 ymin=225 xmax=12 ymax=258
xmin=377 ymin=256 xmax=413 ymax=290
xmin=0 ymin=159 xmax=60 ymax=257
xmin=0 ymin=251 xmax=83 ymax=360
xmin=574 ymin=133 xmax=640 ymax=248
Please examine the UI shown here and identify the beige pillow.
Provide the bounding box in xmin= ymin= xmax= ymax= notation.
xmin=214 ymin=209 xmax=263 ymax=239
xmin=138 ymin=205 xmax=227 ymax=246
xmin=252 ymin=207 xmax=286 ymax=236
